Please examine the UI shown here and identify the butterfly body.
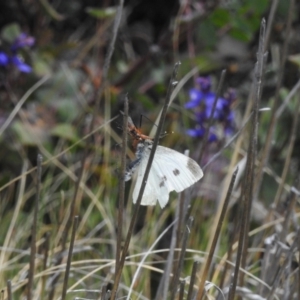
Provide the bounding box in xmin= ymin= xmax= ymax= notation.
xmin=125 ymin=116 xmax=203 ymax=208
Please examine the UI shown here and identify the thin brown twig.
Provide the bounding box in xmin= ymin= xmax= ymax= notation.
xmin=228 ymin=19 xmax=266 ymax=300
xmin=61 ymin=216 xmax=79 ymax=300
xmin=217 ymin=213 xmax=240 ymax=294
xmin=227 ymin=192 xmax=245 ymax=300
xmin=187 ymin=260 xmax=200 ymax=300
xmin=178 ymin=280 xmax=186 ymax=300
xmin=177 ymin=191 xmax=186 ymax=248
xmin=196 ymin=167 xmax=239 ymax=300
xmin=264 ymin=0 xmax=279 ymax=51
xmin=154 ymin=195 xmax=181 ymax=300
xmin=100 ymin=284 xmax=107 ymax=300
xmin=7 ymin=280 xmax=12 ymax=300
xmin=239 ymin=17 xmax=266 ymax=287
xmin=110 ymin=62 xmax=181 ymax=300
xmin=168 ymin=151 xmax=195 ymax=299
xmin=27 ymin=154 xmax=43 ymax=300
xmin=41 ymin=232 xmax=50 ymax=297
xmin=170 ymin=216 xmax=194 ymax=299
xmin=116 ymin=96 xmax=128 ymax=274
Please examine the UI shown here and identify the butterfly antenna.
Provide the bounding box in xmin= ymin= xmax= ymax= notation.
xmin=139 ymin=114 xmax=158 ymax=129
xmin=159 ymin=128 xmax=175 ymax=140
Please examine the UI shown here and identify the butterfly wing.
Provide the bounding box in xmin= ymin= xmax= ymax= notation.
xmin=132 ymin=150 xmax=169 ymax=207
xmin=153 ymin=146 xmax=203 ymax=193
xmin=132 ymin=145 xmax=203 ymax=208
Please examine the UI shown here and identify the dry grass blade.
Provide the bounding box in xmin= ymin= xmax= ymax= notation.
xmin=267 ymin=228 xmax=299 ymax=299
xmin=61 ymin=215 xmax=79 ymax=300
xmin=127 ymin=220 xmax=177 ymax=299
xmin=0 ymin=116 xmax=118 ymax=194
xmin=196 ymin=167 xmax=239 ymax=300
xmin=228 ymin=18 xmax=266 ymax=300
xmin=41 ymin=232 xmax=50 ymax=297
xmin=239 ymin=16 xmax=266 ymax=283
xmin=47 ymin=1 xmax=125 ymax=298
xmin=7 ymin=280 xmax=12 ymax=300
xmin=116 ymin=96 xmax=129 ymax=274
xmin=62 ymin=0 xmax=124 ymax=249
xmin=99 ymin=0 xmax=124 ymax=85
xmin=264 ymin=0 xmax=279 ymax=51
xmin=187 ymin=260 xmax=200 ymax=300
xmin=0 ymin=75 xmax=50 ymax=137
xmin=254 ymin=0 xmax=295 ymax=197
xmin=178 ymin=280 xmax=186 ymax=300
xmin=110 ymin=61 xmax=181 ymax=300
xmin=27 ymin=154 xmax=43 ymax=300
xmin=170 ymin=216 xmax=193 ymax=299
xmin=155 ymin=193 xmax=183 ymax=300
xmin=99 ymin=284 xmax=107 ymax=300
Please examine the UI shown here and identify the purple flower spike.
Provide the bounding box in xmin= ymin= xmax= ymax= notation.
xmin=186 ymin=128 xmax=205 ymax=137
xmin=0 ymin=52 xmax=9 ymax=66
xmin=185 ymin=88 xmax=204 ymax=108
xmin=196 ymin=76 xmax=211 ymax=93
xmin=11 ymin=33 xmax=35 ymax=51
xmin=208 ymin=132 xmax=218 ymax=142
xmin=11 ymin=56 xmax=32 ymax=73
xmin=224 ymin=88 xmax=237 ymax=104
xmin=187 ymin=127 xmax=218 ymax=142
xmin=0 ymin=32 xmax=35 ymax=73
xmin=185 ymin=76 xmax=237 ymax=143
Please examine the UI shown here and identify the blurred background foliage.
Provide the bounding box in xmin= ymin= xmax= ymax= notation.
xmin=0 ymin=0 xmax=300 ymax=299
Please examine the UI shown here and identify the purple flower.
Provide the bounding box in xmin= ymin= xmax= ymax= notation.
xmin=11 ymin=33 xmax=35 ymax=51
xmin=11 ymin=55 xmax=32 ymax=73
xmin=186 ymin=127 xmax=217 ymax=142
xmin=185 ymin=76 xmax=236 ymax=141
xmin=0 ymin=33 xmax=34 ymax=73
xmin=0 ymin=52 xmax=9 ymax=66
xmin=196 ymin=76 xmax=211 ymax=92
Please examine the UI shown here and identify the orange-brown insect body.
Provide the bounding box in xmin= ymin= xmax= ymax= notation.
xmin=127 ymin=117 xmax=152 ymax=150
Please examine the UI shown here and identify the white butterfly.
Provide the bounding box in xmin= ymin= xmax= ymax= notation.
xmin=124 ymin=117 xmax=203 ymax=208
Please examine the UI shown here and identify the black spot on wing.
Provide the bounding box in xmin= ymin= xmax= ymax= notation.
xmin=173 ymin=169 xmax=180 ymax=176
xmin=159 ymin=175 xmax=167 ymax=188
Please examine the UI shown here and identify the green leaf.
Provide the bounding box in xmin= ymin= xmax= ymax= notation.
xmin=55 ymin=98 xmax=79 ymax=122
xmin=246 ymin=0 xmax=269 ymax=15
xmin=12 ymin=121 xmax=40 ymax=146
xmin=51 ymin=123 xmax=79 ymax=142
xmin=230 ymin=28 xmax=251 ymax=42
xmin=211 ymin=8 xmax=230 ymax=27
xmin=86 ymin=7 xmax=117 ymax=19
xmin=1 ymin=23 xmax=21 ymax=43
xmin=230 ymin=16 xmax=253 ymax=42
xmin=198 ymin=20 xmax=218 ymax=49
